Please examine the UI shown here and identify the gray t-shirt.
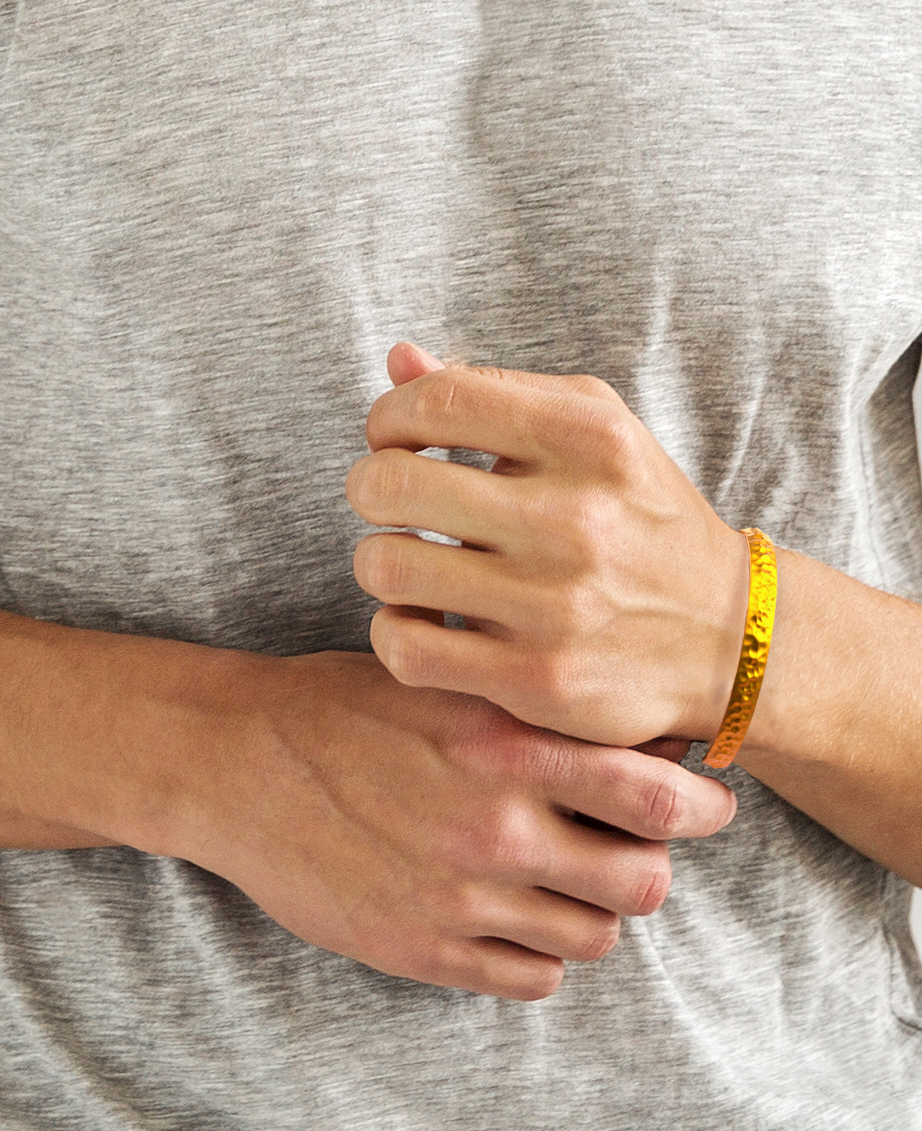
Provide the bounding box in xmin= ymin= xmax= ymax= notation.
xmin=1 ymin=2 xmax=921 ymax=1127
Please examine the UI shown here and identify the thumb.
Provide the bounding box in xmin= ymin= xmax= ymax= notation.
xmin=386 ymin=341 xmax=446 ymax=386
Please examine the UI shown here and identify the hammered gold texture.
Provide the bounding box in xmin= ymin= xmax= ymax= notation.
xmin=703 ymin=529 xmax=777 ymax=770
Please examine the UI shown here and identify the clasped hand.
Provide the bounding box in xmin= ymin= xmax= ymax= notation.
xmin=348 ymin=343 xmax=750 ymax=749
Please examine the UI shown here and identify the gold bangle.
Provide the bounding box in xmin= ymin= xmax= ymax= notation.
xmin=702 ymin=528 xmax=777 ymax=770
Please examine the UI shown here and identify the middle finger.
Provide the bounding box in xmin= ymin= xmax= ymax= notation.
xmin=347 ymin=447 xmax=525 ymax=550
xmin=524 ymin=809 xmax=673 ymax=917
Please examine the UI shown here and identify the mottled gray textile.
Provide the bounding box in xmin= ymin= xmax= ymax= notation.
xmin=1 ymin=2 xmax=922 ymax=1127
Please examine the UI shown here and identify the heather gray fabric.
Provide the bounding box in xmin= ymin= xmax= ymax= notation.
xmin=1 ymin=2 xmax=922 ymax=1127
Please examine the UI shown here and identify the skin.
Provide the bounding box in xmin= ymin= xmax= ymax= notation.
xmin=6 ymin=340 xmax=919 ymax=1002
xmin=348 ymin=342 xmax=922 ymax=887
xmin=0 ymin=613 xmax=735 ymax=1000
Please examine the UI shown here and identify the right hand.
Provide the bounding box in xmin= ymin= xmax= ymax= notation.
xmin=166 ymin=651 xmax=736 ymax=999
xmin=1 ymin=614 xmax=735 ymax=1000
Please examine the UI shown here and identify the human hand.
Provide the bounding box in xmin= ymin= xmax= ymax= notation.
xmin=0 ymin=807 xmax=118 ymax=850
xmin=347 ymin=343 xmax=751 ymax=749
xmin=172 ymin=651 xmax=735 ymax=999
xmin=2 ymin=610 xmax=732 ymax=997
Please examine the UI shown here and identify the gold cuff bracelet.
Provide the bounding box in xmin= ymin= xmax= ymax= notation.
xmin=703 ymin=528 xmax=777 ymax=770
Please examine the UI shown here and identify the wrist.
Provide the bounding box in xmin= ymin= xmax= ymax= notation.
xmin=729 ymin=547 xmax=922 ymax=884
xmin=672 ymin=523 xmax=751 ymax=741
xmin=735 ymin=547 xmax=842 ymax=767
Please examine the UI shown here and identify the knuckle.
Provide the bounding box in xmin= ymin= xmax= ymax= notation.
xmin=414 ymin=371 xmax=461 ymax=420
xmin=512 ymin=965 xmax=566 ymax=1001
xmin=451 ymin=804 xmax=537 ymax=878
xmin=526 ymin=649 xmax=578 ymax=711
xmin=573 ymin=915 xmax=621 ymax=962
xmin=354 ymin=536 xmax=411 ymax=603
xmin=480 ymin=817 xmax=537 ymax=877
xmin=570 ymin=373 xmax=623 ymax=402
xmin=702 ymin=786 xmax=738 ymax=836
xmin=586 ymin=405 xmax=634 ymax=450
xmin=441 ymin=882 xmax=490 ymax=932
xmin=630 ymin=853 xmax=673 ymax=916
xmin=374 ymin=621 xmax=426 ymax=686
xmin=468 ymin=365 xmax=505 ymax=385
xmin=346 ymin=449 xmax=415 ymax=523
xmin=644 ymin=770 xmax=689 ymax=839
xmin=579 ymin=406 xmax=638 ymax=471
xmin=520 ymin=486 xmax=568 ymax=541
xmin=416 ymin=874 xmax=486 ymax=934
xmin=441 ymin=712 xmax=578 ymax=801
xmin=443 ymin=712 xmax=522 ymax=776
xmin=569 ymin=497 xmax=617 ymax=569
xmin=364 ymin=393 xmax=393 ymax=449
xmin=344 ymin=456 xmax=374 ymax=514
xmin=447 ymin=711 xmax=561 ymax=785
xmin=533 ymin=492 xmax=612 ymax=575
xmin=541 ymin=578 xmax=597 ymax=640
xmin=407 ymin=937 xmax=467 ymax=988
xmin=523 ymin=735 xmax=574 ymax=793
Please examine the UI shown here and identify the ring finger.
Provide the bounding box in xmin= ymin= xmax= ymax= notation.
xmin=475 ymin=886 xmax=622 ymax=964
xmin=536 ymin=812 xmax=673 ymax=917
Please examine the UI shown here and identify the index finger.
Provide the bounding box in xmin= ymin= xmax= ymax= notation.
xmin=387 ymin=344 xmax=624 ymax=406
xmin=365 ymin=366 xmax=624 ymax=465
xmin=540 ymin=743 xmax=737 ymax=842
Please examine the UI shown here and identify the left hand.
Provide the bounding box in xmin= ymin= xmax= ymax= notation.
xmin=346 ymin=343 xmax=751 ymax=749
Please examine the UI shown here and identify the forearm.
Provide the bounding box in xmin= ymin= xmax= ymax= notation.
xmin=0 ymin=611 xmax=738 ymax=1000
xmin=0 ymin=610 xmax=244 ymax=853
xmin=738 ymin=547 xmax=922 ymax=884
xmin=350 ymin=354 xmax=922 ymax=886
xmin=0 ymin=808 xmax=118 ymax=850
